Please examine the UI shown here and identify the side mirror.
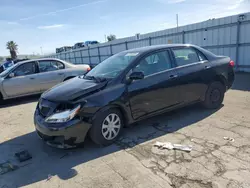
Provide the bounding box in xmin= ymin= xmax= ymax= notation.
xmin=129 ymin=71 xmax=144 ymax=80
xmin=9 ymin=72 xmax=15 ymax=78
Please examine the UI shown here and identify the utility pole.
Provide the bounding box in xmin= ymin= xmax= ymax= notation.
xmin=104 ymin=34 xmax=107 ymax=42
xmin=40 ymin=47 xmax=43 ymax=55
xmin=176 ymin=14 xmax=179 ymax=43
xmin=176 ymin=14 xmax=179 ymax=31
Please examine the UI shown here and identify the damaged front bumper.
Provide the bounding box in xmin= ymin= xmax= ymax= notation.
xmin=34 ymin=109 xmax=91 ymax=149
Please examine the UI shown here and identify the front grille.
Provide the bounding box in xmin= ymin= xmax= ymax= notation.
xmin=40 ymin=106 xmax=51 ymax=117
xmin=56 ymin=103 xmax=75 ymax=113
xmin=37 ymin=130 xmax=54 ymax=141
xmin=38 ymin=98 xmax=58 ymax=117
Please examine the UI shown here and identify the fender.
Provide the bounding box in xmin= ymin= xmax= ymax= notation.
xmin=91 ymin=102 xmax=133 ymax=127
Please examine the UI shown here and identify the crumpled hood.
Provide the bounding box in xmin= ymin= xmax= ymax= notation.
xmin=42 ymin=77 xmax=107 ymax=102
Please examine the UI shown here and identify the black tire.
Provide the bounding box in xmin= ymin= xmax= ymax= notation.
xmin=89 ymin=108 xmax=124 ymax=146
xmin=202 ymin=81 xmax=225 ymax=109
xmin=0 ymin=93 xmax=4 ymax=105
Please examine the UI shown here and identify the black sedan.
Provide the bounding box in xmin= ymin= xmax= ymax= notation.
xmin=34 ymin=44 xmax=235 ymax=148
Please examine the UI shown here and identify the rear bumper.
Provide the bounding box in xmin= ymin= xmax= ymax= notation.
xmin=34 ymin=109 xmax=91 ymax=149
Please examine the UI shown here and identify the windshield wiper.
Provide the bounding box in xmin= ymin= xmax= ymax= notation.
xmin=84 ymin=75 xmax=105 ymax=82
xmin=85 ymin=75 xmax=98 ymax=81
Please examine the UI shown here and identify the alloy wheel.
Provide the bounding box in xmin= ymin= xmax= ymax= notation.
xmin=210 ymin=89 xmax=221 ymax=103
xmin=101 ymin=113 xmax=121 ymax=140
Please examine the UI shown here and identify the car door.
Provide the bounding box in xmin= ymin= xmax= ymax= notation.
xmin=127 ymin=50 xmax=181 ymax=120
xmin=2 ymin=62 xmax=39 ymax=97
xmin=170 ymin=47 xmax=212 ymax=104
xmin=36 ymin=60 xmax=65 ymax=92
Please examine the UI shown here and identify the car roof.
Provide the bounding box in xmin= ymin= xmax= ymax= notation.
xmin=16 ymin=58 xmax=65 ymax=65
xmin=122 ymin=44 xmax=196 ymax=53
xmin=119 ymin=44 xmax=217 ymax=59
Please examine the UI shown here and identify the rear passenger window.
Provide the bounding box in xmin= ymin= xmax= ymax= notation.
xmin=197 ymin=51 xmax=207 ymax=61
xmin=172 ymin=48 xmax=200 ymax=67
xmin=38 ymin=60 xmax=64 ymax=72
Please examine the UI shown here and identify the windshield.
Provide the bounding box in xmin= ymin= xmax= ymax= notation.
xmin=0 ymin=63 xmax=19 ymax=77
xmin=3 ymin=61 xmax=14 ymax=69
xmin=86 ymin=52 xmax=139 ymax=79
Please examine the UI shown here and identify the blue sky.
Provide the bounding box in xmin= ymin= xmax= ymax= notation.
xmin=0 ymin=0 xmax=249 ymax=56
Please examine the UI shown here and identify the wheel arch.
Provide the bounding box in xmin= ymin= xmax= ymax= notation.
xmin=92 ymin=103 xmax=131 ymax=127
xmin=201 ymin=74 xmax=227 ymax=101
xmin=213 ymin=74 xmax=227 ymax=92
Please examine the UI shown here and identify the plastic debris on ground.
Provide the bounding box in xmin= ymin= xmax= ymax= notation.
xmin=46 ymin=174 xmax=53 ymax=181
xmin=15 ymin=150 xmax=32 ymax=162
xmin=223 ymin=137 xmax=235 ymax=142
xmin=154 ymin=141 xmax=193 ymax=152
xmin=60 ymin=152 xmax=73 ymax=159
xmin=0 ymin=161 xmax=18 ymax=175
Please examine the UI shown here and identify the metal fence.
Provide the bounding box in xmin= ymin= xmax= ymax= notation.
xmin=47 ymin=12 xmax=250 ymax=72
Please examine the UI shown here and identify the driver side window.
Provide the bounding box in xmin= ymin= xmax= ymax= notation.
xmin=133 ymin=50 xmax=171 ymax=77
xmin=13 ymin=62 xmax=36 ymax=77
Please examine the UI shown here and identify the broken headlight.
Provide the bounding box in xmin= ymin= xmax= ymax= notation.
xmin=45 ymin=105 xmax=81 ymax=123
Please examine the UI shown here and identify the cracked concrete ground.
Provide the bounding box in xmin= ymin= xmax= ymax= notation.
xmin=0 ymin=73 xmax=250 ymax=188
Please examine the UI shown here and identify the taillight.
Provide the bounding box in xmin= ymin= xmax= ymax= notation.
xmin=87 ymin=67 xmax=91 ymax=72
xmin=229 ymin=60 xmax=235 ymax=67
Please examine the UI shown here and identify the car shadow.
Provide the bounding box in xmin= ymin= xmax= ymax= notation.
xmin=0 ymin=94 xmax=40 ymax=108
xmin=231 ymin=72 xmax=250 ymax=91
xmin=0 ymin=104 xmax=222 ymax=187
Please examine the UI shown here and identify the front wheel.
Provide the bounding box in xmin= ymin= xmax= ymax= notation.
xmin=89 ymin=108 xmax=124 ymax=146
xmin=202 ymin=81 xmax=225 ymax=109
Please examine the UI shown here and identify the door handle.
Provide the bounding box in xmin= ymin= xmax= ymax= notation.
xmin=30 ymin=77 xmax=35 ymax=80
xmin=58 ymin=73 xmax=64 ymax=75
xmin=169 ymin=74 xmax=178 ymax=79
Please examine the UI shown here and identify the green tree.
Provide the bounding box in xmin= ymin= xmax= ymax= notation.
xmin=107 ymin=34 xmax=116 ymax=42
xmin=6 ymin=41 xmax=18 ymax=59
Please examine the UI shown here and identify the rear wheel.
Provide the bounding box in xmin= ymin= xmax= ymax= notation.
xmin=90 ymin=108 xmax=124 ymax=146
xmin=202 ymin=81 xmax=225 ymax=109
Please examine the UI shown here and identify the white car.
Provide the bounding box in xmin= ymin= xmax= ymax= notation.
xmin=0 ymin=58 xmax=90 ymax=102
